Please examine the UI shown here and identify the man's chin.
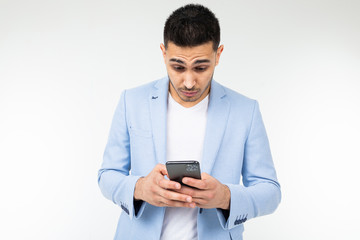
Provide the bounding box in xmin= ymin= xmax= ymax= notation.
xmin=179 ymin=95 xmax=200 ymax=102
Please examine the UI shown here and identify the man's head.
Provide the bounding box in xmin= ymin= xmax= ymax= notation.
xmin=161 ymin=4 xmax=224 ymax=108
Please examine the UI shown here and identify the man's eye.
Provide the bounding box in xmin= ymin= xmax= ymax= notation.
xmin=173 ymin=66 xmax=185 ymax=71
xmin=194 ymin=67 xmax=207 ymax=72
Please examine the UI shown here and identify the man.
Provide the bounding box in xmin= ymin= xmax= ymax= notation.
xmin=98 ymin=4 xmax=281 ymax=240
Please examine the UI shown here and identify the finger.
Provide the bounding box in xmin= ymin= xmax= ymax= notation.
xmin=159 ymin=198 xmax=196 ymax=208
xmin=179 ymin=185 xmax=218 ymax=202
xmin=191 ymin=197 xmax=208 ymax=205
xmin=158 ymin=178 xmax=181 ymax=190
xmin=156 ymin=164 xmax=168 ymax=176
xmin=159 ymin=167 xmax=168 ymax=177
xmin=149 ymin=185 xmax=190 ymax=205
xmin=158 ymin=188 xmax=193 ymax=203
xmin=182 ymin=177 xmax=208 ymax=190
xmin=174 ymin=185 xmax=201 ymax=198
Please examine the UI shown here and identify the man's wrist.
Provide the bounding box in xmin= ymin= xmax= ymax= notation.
xmin=221 ymin=184 xmax=231 ymax=210
xmin=134 ymin=177 xmax=144 ymax=201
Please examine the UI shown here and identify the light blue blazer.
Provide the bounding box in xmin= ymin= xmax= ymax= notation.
xmin=98 ymin=77 xmax=281 ymax=240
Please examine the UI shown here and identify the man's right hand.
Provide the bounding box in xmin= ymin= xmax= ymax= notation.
xmin=134 ymin=164 xmax=196 ymax=208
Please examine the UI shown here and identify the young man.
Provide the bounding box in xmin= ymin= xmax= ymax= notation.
xmin=98 ymin=4 xmax=281 ymax=240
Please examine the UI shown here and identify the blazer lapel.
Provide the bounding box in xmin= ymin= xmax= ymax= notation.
xmin=201 ymin=80 xmax=230 ymax=174
xmin=148 ymin=77 xmax=230 ymax=171
xmin=149 ymin=77 xmax=169 ymax=165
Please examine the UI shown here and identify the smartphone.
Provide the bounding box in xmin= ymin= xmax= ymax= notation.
xmin=165 ymin=161 xmax=201 ymax=185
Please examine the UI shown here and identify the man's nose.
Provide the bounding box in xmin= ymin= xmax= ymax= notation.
xmin=183 ymin=72 xmax=196 ymax=89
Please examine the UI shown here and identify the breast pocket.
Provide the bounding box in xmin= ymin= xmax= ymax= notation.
xmin=128 ymin=127 xmax=155 ymax=167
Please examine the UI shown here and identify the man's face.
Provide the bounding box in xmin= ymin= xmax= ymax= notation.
xmin=160 ymin=41 xmax=224 ymax=108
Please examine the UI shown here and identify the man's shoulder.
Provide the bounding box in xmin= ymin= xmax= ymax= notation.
xmin=214 ymin=81 xmax=255 ymax=105
xmin=123 ymin=77 xmax=167 ymax=98
xmin=126 ymin=78 xmax=165 ymax=93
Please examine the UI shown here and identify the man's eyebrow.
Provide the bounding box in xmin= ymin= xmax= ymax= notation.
xmin=169 ymin=58 xmax=211 ymax=65
xmin=193 ymin=59 xmax=210 ymax=65
xmin=169 ymin=58 xmax=185 ymax=64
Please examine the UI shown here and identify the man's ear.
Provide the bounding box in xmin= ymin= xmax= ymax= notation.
xmin=215 ymin=45 xmax=224 ymax=66
xmin=160 ymin=43 xmax=166 ymax=61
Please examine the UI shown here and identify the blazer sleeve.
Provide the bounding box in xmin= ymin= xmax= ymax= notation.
xmin=97 ymin=90 xmax=145 ymax=220
xmin=216 ymin=100 xmax=281 ymax=229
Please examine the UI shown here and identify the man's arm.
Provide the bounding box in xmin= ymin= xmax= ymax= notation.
xmin=220 ymin=100 xmax=281 ymax=229
xmin=98 ymin=91 xmax=197 ymax=219
xmin=98 ymin=90 xmax=142 ymax=219
xmin=175 ymin=100 xmax=281 ymax=229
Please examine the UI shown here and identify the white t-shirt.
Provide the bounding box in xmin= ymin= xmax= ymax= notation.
xmin=160 ymin=93 xmax=209 ymax=240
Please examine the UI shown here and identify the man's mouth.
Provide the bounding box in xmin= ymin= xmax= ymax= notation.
xmin=181 ymin=91 xmax=198 ymax=97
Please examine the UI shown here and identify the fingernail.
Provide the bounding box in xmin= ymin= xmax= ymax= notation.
xmin=190 ymin=203 xmax=195 ymax=208
xmin=186 ymin=197 xmax=192 ymax=202
xmin=176 ymin=183 xmax=180 ymax=189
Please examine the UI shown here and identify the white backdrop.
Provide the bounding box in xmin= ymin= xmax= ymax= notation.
xmin=1 ymin=0 xmax=359 ymax=239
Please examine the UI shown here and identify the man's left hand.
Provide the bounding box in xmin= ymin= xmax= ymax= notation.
xmin=176 ymin=173 xmax=231 ymax=210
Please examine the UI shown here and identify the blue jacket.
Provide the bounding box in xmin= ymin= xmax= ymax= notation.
xmin=98 ymin=77 xmax=281 ymax=240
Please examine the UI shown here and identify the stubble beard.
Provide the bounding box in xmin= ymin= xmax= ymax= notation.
xmin=168 ymin=75 xmax=213 ymax=103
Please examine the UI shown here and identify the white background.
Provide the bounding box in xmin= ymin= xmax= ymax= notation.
xmin=1 ymin=0 xmax=359 ymax=239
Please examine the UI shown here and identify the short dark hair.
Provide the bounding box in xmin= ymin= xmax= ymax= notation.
xmin=163 ymin=4 xmax=220 ymax=51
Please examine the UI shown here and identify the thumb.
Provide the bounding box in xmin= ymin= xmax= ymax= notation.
xmin=157 ymin=164 xmax=168 ymax=176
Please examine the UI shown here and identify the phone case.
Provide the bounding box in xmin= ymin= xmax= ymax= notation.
xmin=165 ymin=161 xmax=201 ymax=184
